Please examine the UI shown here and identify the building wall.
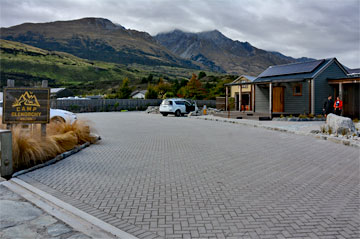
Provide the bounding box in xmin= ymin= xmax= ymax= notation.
xmin=255 ymin=82 xmax=310 ymax=114
xmin=314 ymin=61 xmax=347 ymax=114
xmin=254 ymin=85 xmax=269 ymax=113
xmin=282 ymin=82 xmax=310 ymax=114
xmin=230 ymin=85 xmax=251 ymax=98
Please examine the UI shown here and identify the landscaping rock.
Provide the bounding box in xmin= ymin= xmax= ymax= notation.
xmin=326 ymin=114 xmax=356 ymax=134
xmin=188 ymin=110 xmax=202 ymax=116
xmin=206 ymin=107 xmax=221 ymax=115
xmin=145 ymin=106 xmax=160 ymax=114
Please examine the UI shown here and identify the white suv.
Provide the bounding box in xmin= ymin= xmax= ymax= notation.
xmin=159 ymin=98 xmax=199 ymax=117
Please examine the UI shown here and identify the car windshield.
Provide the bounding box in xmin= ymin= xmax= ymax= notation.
xmin=162 ymin=100 xmax=173 ymax=105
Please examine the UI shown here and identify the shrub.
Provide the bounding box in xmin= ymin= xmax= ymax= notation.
xmin=299 ymin=114 xmax=307 ymax=119
xmin=280 ymin=114 xmax=284 ymax=118
xmin=11 ymin=120 xmax=97 ymax=172
xmin=316 ymin=114 xmax=324 ymax=118
xmin=341 ymin=128 xmax=348 ymax=136
xmin=307 ymin=113 xmax=314 ymax=118
xmin=327 ymin=126 xmax=333 ymax=135
xmin=288 ymin=114 xmax=293 ymax=118
xmin=320 ymin=125 xmax=326 ymax=134
xmin=353 ymin=118 xmax=359 ymax=123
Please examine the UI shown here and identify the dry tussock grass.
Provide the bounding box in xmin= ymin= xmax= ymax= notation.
xmin=5 ymin=119 xmax=96 ymax=172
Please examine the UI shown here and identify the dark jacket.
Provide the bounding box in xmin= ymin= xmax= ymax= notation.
xmin=323 ymin=99 xmax=334 ymax=114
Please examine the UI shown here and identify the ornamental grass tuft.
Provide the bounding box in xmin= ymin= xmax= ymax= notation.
xmin=6 ymin=119 xmax=97 ymax=172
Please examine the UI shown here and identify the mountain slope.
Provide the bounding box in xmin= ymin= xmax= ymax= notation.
xmin=155 ymin=30 xmax=312 ymax=75
xmin=0 ymin=39 xmax=204 ymax=94
xmin=0 ymin=18 xmax=199 ymax=69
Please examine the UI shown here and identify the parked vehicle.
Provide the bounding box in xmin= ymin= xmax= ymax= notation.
xmin=0 ymin=101 xmax=77 ymax=123
xmin=159 ymin=98 xmax=199 ymax=117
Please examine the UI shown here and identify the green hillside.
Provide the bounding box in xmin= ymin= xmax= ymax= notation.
xmin=0 ymin=40 xmax=214 ymax=95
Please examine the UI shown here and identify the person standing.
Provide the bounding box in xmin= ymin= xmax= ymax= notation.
xmin=323 ymin=95 xmax=334 ymax=118
xmin=334 ymin=96 xmax=343 ymax=116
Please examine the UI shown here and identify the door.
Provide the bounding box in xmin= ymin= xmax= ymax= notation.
xmin=272 ymin=87 xmax=284 ymax=112
xmin=185 ymin=101 xmax=195 ymax=113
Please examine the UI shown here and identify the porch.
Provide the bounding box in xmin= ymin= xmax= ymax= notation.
xmin=224 ymin=79 xmax=313 ymax=119
xmin=328 ymin=76 xmax=360 ymax=118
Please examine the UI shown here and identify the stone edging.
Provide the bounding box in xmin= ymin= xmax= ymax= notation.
xmin=12 ymin=136 xmax=101 ymax=178
xmin=193 ymin=116 xmax=360 ymax=148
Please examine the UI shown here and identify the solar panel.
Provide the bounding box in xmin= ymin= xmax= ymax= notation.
xmin=258 ymin=59 xmax=325 ymax=78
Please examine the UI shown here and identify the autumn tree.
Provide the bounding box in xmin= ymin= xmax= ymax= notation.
xmin=184 ymin=73 xmax=207 ymax=99
xmin=155 ymin=78 xmax=172 ymax=99
xmin=117 ymin=78 xmax=133 ymax=99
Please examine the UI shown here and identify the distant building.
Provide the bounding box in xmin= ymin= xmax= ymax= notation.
xmin=225 ymin=75 xmax=256 ymax=111
xmin=51 ymin=88 xmax=74 ymax=99
xmin=131 ymin=90 xmax=147 ymax=99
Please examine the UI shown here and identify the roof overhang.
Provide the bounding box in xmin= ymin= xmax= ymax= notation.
xmin=253 ymin=78 xmax=307 ymax=84
xmin=225 ymin=81 xmax=253 ymax=86
xmin=328 ymin=77 xmax=360 ymax=84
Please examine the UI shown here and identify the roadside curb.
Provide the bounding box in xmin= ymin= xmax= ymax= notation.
xmin=2 ymin=178 xmax=138 ymax=239
xmin=193 ymin=116 xmax=360 ymax=148
xmin=12 ymin=135 xmax=101 ymax=178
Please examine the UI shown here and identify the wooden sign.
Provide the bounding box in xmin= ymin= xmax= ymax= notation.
xmin=2 ymin=88 xmax=50 ymax=124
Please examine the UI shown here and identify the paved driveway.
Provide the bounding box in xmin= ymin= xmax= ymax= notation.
xmin=19 ymin=112 xmax=359 ymax=239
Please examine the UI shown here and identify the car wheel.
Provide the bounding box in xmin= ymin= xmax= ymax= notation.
xmin=161 ymin=113 xmax=168 ymax=116
xmin=50 ymin=116 xmax=65 ymax=123
xmin=175 ymin=110 xmax=181 ymax=117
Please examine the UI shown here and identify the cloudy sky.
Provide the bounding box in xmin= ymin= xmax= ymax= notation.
xmin=1 ymin=0 xmax=359 ymax=68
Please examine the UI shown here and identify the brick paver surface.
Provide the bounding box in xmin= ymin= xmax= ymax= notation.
xmin=19 ymin=112 xmax=359 ymax=238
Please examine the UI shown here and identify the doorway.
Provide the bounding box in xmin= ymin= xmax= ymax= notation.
xmin=272 ymin=87 xmax=284 ymax=112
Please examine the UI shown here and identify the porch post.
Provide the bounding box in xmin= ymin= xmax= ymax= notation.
xmin=311 ymin=79 xmax=315 ymax=115
xmin=308 ymin=79 xmax=312 ymax=114
xmin=252 ymin=84 xmax=255 ymax=112
xmin=269 ymin=82 xmax=273 ymax=116
xmin=225 ymin=86 xmax=229 ymax=112
xmin=339 ymin=83 xmax=343 ymax=99
xmin=339 ymin=82 xmax=343 ymax=116
xmin=239 ymin=85 xmax=242 ymax=111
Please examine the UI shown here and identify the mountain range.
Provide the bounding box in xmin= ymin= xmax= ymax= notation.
xmin=1 ymin=17 xmax=312 ymax=76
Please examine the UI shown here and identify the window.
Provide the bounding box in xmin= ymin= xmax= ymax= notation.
xmin=293 ymin=84 xmax=302 ymax=96
xmin=162 ymin=100 xmax=173 ymax=105
xmin=175 ymin=101 xmax=185 ymax=105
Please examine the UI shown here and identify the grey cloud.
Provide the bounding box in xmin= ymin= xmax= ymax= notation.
xmin=0 ymin=0 xmax=359 ymax=68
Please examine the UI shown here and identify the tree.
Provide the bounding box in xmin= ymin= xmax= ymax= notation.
xmin=145 ymin=84 xmax=158 ymax=99
xmin=117 ymin=78 xmax=133 ymax=99
xmin=184 ymin=73 xmax=206 ymax=99
xmin=156 ymin=78 xmax=172 ymax=99
xmin=147 ymin=74 xmax=153 ymax=83
xmin=209 ymin=78 xmax=233 ymax=98
xmin=198 ymin=71 xmax=207 ymax=79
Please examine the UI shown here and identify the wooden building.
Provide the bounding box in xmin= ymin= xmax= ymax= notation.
xmin=224 ymin=75 xmax=256 ymax=111
xmin=223 ymin=58 xmax=359 ymax=119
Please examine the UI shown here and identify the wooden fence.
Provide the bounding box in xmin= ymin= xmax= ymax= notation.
xmin=51 ymin=99 xmax=216 ymax=113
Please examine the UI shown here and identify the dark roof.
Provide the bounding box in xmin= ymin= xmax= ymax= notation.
xmin=130 ymin=90 xmax=147 ymax=97
xmin=257 ymin=59 xmax=325 ymax=78
xmin=347 ymin=68 xmax=360 ymax=74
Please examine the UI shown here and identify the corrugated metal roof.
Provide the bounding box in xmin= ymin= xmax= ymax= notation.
xmin=257 ymin=59 xmax=325 ymax=78
xmin=241 ymin=75 xmax=257 ymax=81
